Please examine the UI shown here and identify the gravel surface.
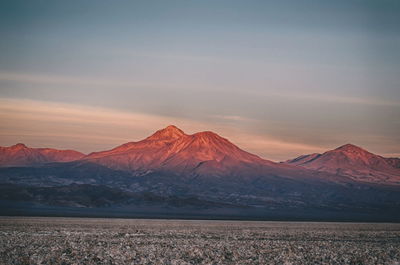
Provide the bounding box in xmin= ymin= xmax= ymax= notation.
xmin=0 ymin=217 xmax=399 ymax=264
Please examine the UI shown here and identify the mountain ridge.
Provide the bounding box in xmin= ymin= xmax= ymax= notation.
xmin=1 ymin=127 xmax=399 ymax=184
xmin=0 ymin=143 xmax=85 ymax=167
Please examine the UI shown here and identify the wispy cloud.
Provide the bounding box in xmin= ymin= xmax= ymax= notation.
xmin=2 ymin=71 xmax=398 ymax=107
xmin=269 ymin=91 xmax=400 ymax=107
xmin=110 ymin=49 xmax=223 ymax=63
xmin=211 ymin=115 xmax=254 ymax=122
xmin=0 ymin=71 xmax=182 ymax=90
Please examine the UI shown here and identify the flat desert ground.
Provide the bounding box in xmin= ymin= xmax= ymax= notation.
xmin=0 ymin=217 xmax=399 ymax=264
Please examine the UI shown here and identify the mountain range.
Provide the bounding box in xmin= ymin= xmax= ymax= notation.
xmin=0 ymin=125 xmax=399 ymax=221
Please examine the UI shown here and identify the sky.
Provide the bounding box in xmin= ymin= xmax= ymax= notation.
xmin=0 ymin=0 xmax=399 ymax=161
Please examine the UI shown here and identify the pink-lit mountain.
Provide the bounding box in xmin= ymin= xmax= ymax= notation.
xmin=0 ymin=143 xmax=85 ymax=167
xmin=84 ymin=125 xmax=269 ymax=171
xmin=83 ymin=125 xmax=326 ymax=181
xmin=285 ymin=144 xmax=400 ymax=184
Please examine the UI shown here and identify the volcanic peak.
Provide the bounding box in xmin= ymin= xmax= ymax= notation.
xmin=331 ymin=143 xmax=372 ymax=157
xmin=192 ymin=131 xmax=224 ymax=141
xmin=335 ymin=143 xmax=365 ymax=152
xmin=146 ymin=125 xmax=186 ymax=141
xmin=10 ymin=143 xmax=28 ymax=150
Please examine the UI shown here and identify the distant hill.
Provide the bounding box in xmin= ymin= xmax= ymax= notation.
xmin=284 ymin=144 xmax=400 ymax=184
xmin=0 ymin=143 xmax=84 ymax=167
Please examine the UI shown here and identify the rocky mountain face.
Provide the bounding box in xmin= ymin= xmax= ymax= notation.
xmin=284 ymin=144 xmax=400 ymax=184
xmin=0 ymin=143 xmax=85 ymax=167
xmin=0 ymin=126 xmax=399 ymax=220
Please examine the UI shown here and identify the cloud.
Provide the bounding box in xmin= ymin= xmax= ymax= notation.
xmin=111 ymin=49 xmax=223 ymax=63
xmin=212 ymin=115 xmax=254 ymax=122
xmin=0 ymin=71 xmax=182 ymax=91
xmin=269 ymin=91 xmax=400 ymax=107
xmin=223 ymin=132 xmax=326 ymax=161
xmin=2 ymin=71 xmax=398 ymax=107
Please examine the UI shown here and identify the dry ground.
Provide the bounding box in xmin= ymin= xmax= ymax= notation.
xmin=0 ymin=217 xmax=399 ymax=264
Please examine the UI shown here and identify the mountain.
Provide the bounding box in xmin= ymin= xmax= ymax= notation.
xmin=0 ymin=143 xmax=85 ymax=167
xmin=83 ymin=125 xmax=277 ymax=176
xmin=285 ymin=144 xmax=400 ymax=184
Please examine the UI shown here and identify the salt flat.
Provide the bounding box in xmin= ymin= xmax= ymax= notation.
xmin=0 ymin=217 xmax=399 ymax=264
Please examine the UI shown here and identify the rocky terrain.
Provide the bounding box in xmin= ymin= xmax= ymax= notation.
xmin=1 ymin=217 xmax=400 ymax=265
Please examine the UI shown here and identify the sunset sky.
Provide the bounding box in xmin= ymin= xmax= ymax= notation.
xmin=0 ymin=0 xmax=399 ymax=161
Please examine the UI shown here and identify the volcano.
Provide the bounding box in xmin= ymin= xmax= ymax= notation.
xmin=285 ymin=144 xmax=400 ymax=184
xmin=83 ymin=125 xmax=277 ymax=176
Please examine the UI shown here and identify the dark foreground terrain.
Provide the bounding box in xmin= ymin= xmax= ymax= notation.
xmin=1 ymin=217 xmax=400 ymax=264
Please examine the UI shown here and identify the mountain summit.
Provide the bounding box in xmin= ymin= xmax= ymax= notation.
xmin=10 ymin=143 xmax=28 ymax=150
xmin=334 ymin=143 xmax=369 ymax=154
xmin=146 ymin=125 xmax=186 ymax=141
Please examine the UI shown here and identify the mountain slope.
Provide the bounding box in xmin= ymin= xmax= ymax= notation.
xmin=285 ymin=153 xmax=321 ymax=166
xmin=0 ymin=143 xmax=85 ymax=167
xmin=385 ymin=157 xmax=400 ymax=169
xmin=285 ymin=144 xmax=400 ymax=184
